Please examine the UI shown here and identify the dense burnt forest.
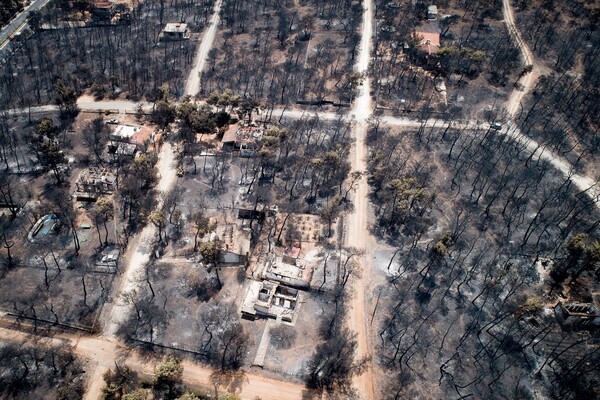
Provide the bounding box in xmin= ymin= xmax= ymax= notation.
xmin=0 ymin=340 xmax=84 ymax=400
xmin=1 ymin=0 xmax=24 ymax=26
xmin=202 ymin=0 xmax=362 ymax=107
xmin=0 ymin=0 xmax=215 ymax=109
xmin=513 ymin=0 xmax=600 ymax=178
xmin=367 ymin=122 xmax=600 ymax=399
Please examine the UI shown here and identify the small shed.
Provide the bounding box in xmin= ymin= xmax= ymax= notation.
xmin=238 ymin=207 xmax=266 ymax=221
xmin=427 ymin=5 xmax=438 ymax=20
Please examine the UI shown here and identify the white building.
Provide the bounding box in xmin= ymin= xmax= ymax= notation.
xmin=161 ymin=23 xmax=191 ymax=41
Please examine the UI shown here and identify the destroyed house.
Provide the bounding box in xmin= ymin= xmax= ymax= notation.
xmin=263 ymin=247 xmax=314 ymax=290
xmin=221 ymin=123 xmax=263 ymax=156
xmin=555 ymin=302 xmax=600 ymax=330
xmin=110 ymin=142 xmax=137 ymax=157
xmin=217 ymin=223 xmax=250 ymax=265
xmin=73 ymin=167 xmax=116 ymax=201
xmin=241 ymin=280 xmax=299 ymax=322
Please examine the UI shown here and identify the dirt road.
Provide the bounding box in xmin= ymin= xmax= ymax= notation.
xmin=501 ymin=0 xmax=599 ymax=208
xmin=344 ymin=0 xmax=376 ymax=398
xmin=503 ymin=0 xmax=547 ymax=118
xmin=103 ymin=141 xmax=177 ymax=339
xmin=184 ymin=0 xmax=223 ymax=97
xmin=77 ymin=336 xmax=307 ymax=400
xmin=84 ymin=141 xmax=178 ymax=400
xmin=345 ymin=120 xmax=376 ymax=400
xmin=503 ymin=123 xmax=600 ymax=208
xmin=0 ymin=326 xmax=306 ymax=400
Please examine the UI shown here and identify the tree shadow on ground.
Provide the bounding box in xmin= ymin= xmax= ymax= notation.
xmin=209 ymin=369 xmax=248 ymax=396
xmin=302 ymin=389 xmax=318 ymax=399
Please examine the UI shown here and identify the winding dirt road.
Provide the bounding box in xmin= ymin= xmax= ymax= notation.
xmin=500 ymin=0 xmax=599 ymax=208
xmin=502 ymin=0 xmax=550 ymax=118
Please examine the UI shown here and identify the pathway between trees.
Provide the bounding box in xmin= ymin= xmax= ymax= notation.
xmin=502 ymin=0 xmax=547 ymax=118
xmin=102 ymin=141 xmax=177 ymax=339
xmin=344 ymin=0 xmax=376 ymax=398
xmin=82 ymin=140 xmax=178 ymax=400
xmin=184 ymin=0 xmax=223 ymax=97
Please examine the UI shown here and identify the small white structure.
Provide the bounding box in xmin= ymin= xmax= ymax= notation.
xmin=427 ymin=5 xmax=438 ymax=20
xmin=109 ymin=124 xmax=154 ymax=151
xmin=110 ymin=124 xmax=140 ymax=140
xmin=161 ymin=23 xmax=191 ymax=41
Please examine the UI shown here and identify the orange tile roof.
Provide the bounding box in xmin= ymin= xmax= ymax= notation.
xmin=92 ymin=0 xmax=114 ymax=9
xmin=414 ymin=31 xmax=440 ymax=55
xmin=130 ymin=126 xmax=153 ymax=148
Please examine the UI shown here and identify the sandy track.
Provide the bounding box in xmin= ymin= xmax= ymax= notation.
xmin=345 ymin=119 xmax=376 ymax=400
xmin=344 ymin=0 xmax=376 ymax=398
xmin=0 ymin=327 xmax=306 ymax=400
xmin=103 ymin=141 xmax=177 ymax=339
xmin=502 ymin=0 xmax=549 ymax=118
xmin=184 ymin=0 xmax=223 ymax=97
xmin=84 ymin=141 xmax=178 ymax=400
